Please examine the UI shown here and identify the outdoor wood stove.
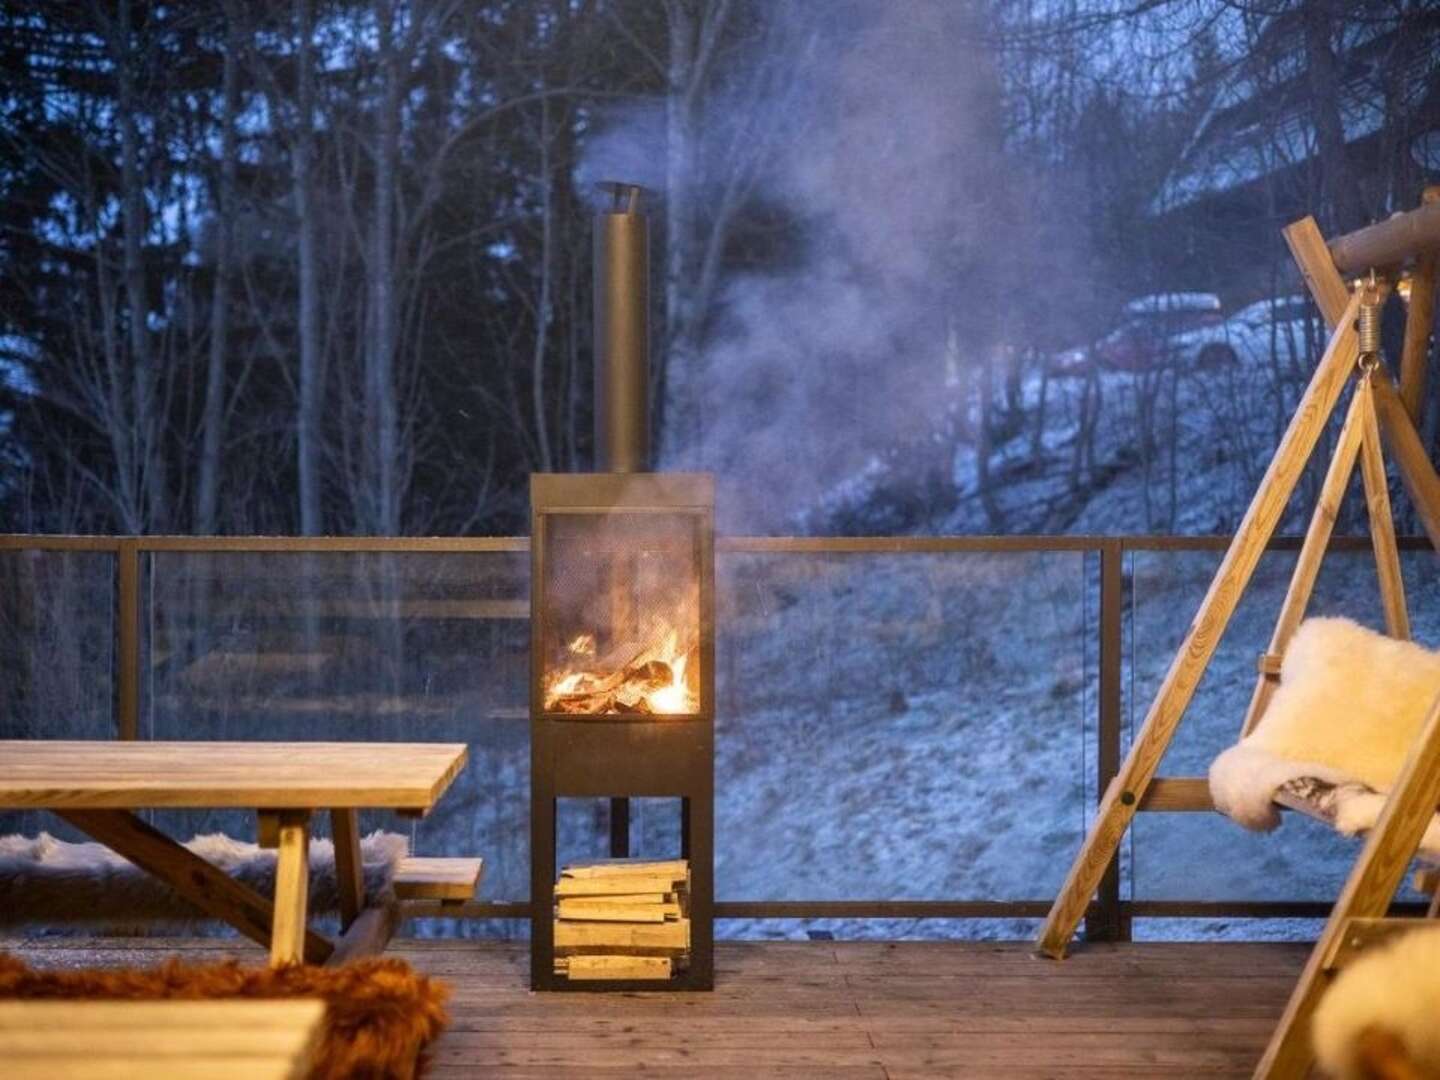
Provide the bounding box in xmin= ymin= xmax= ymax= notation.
xmin=530 ymin=184 xmax=715 ymax=991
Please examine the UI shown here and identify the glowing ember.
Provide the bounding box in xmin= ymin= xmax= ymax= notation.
xmin=545 ymin=627 xmax=699 ymax=715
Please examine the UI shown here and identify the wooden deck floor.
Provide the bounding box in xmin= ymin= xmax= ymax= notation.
xmin=4 ymin=937 xmax=1309 ymax=1078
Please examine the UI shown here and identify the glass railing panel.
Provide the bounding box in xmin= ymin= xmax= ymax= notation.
xmin=715 ymin=547 xmax=1093 ymax=938
xmin=0 ymin=548 xmax=115 ymax=839
xmin=139 ymin=549 xmax=530 ymax=930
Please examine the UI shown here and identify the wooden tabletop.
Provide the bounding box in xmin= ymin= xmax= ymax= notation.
xmin=0 ymin=999 xmax=326 ymax=1080
xmin=0 ymin=740 xmax=468 ymax=812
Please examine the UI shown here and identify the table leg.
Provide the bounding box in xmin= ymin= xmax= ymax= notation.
xmin=57 ymin=809 xmax=332 ymax=965
xmin=329 ymin=808 xmax=365 ymax=932
xmin=270 ymin=810 xmax=312 ymax=967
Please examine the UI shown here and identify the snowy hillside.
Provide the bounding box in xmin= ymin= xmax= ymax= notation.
xmin=805 ymin=349 xmax=1353 ymax=539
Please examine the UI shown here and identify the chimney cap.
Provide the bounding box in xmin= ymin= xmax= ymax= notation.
xmin=598 ymin=181 xmax=645 ymax=214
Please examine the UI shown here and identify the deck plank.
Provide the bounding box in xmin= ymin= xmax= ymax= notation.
xmin=1 ymin=937 xmax=1308 ymax=1078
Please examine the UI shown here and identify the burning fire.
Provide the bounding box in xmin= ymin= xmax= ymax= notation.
xmin=545 ymin=626 xmax=699 ymax=715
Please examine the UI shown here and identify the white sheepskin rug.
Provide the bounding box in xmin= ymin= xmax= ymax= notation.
xmin=1314 ymin=924 xmax=1440 ymax=1079
xmin=1208 ymin=616 xmax=1440 ymax=853
xmin=0 ymin=830 xmax=408 ymax=928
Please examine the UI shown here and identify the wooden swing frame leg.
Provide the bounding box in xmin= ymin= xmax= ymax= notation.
xmin=1374 ymin=371 xmax=1440 ymax=554
xmin=1034 ymin=289 xmax=1363 ymax=960
xmin=1358 ymin=377 xmax=1411 ymax=640
xmin=1238 ymin=376 xmax=1368 ymax=738
xmin=1255 ymin=688 xmax=1440 ymax=1077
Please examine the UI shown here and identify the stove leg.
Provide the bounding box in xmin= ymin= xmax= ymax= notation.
xmin=609 ymin=796 xmax=630 ymax=857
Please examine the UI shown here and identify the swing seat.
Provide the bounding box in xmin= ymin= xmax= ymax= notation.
xmin=1209 ymin=616 xmax=1440 ymax=854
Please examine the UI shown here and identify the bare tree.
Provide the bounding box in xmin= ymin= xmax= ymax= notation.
xmin=196 ymin=2 xmax=241 ymax=534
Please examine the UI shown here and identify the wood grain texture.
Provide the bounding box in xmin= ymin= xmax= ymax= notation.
xmin=1357 ymin=378 xmax=1411 ymax=639
xmin=1398 ymin=186 xmax=1440 ymax=422
xmin=1285 ymin=216 xmax=1351 ymax=324
xmin=393 ymin=856 xmax=484 ymax=901
xmin=330 ymin=808 xmax=365 ymax=930
xmin=0 ymin=741 xmax=468 ymax=812
xmin=1256 ymin=689 xmax=1440 ymax=1078
xmin=1239 ymin=382 xmax=1367 ymax=738
xmin=1037 ymin=290 xmax=1363 ymax=960
xmin=55 ymin=808 xmax=332 ymax=964
xmin=326 ymin=899 xmax=401 ymax=966
xmin=1328 ymin=196 xmax=1440 ymax=276
xmin=5 ymin=939 xmax=1309 ymax=1079
xmin=269 ymin=810 xmax=310 ymax=967
xmin=1137 ymin=777 xmax=1214 ymax=812
xmin=1374 ymin=372 xmax=1440 ymax=553
xmin=0 ymin=999 xmax=324 ymax=1080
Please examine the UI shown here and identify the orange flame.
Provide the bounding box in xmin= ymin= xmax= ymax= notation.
xmin=545 ymin=625 xmax=698 ymax=715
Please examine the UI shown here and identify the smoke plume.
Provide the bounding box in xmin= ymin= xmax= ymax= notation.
xmin=581 ymin=0 xmax=1033 ymax=532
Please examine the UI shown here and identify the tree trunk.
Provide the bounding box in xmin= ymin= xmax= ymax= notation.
xmin=661 ymin=0 xmax=700 ymax=466
xmin=294 ymin=0 xmax=322 ymax=535
xmin=976 ymin=348 xmax=1007 ymax=530
xmin=1303 ymin=0 xmax=1365 ymax=233
xmin=532 ymin=94 xmax=555 ymax=473
xmin=367 ymin=0 xmax=401 ymax=535
xmin=115 ymin=0 xmax=158 ymax=532
xmin=197 ymin=5 xmax=239 ymax=535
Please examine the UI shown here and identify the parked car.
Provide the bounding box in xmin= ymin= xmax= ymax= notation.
xmin=1050 ymin=293 xmax=1320 ymax=377
xmin=1050 ymin=293 xmax=1225 ymax=376
xmin=1176 ymin=295 xmax=1319 ymax=371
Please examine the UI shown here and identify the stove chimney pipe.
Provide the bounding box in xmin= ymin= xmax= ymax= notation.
xmin=594 ymin=182 xmax=650 ymax=473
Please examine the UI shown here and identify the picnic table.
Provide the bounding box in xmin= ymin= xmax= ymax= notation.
xmin=0 ymin=998 xmax=327 ymax=1080
xmin=0 ymin=740 xmax=469 ymax=966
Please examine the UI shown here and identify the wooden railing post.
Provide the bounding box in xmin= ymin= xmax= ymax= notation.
xmin=1085 ymin=541 xmax=1127 ymax=942
xmin=116 ymin=539 xmax=140 ymax=741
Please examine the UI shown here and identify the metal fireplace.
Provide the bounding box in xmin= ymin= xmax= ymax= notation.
xmin=530 ymin=184 xmax=715 ymax=991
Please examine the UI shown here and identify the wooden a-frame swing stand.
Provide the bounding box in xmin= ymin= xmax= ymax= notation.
xmin=1038 ymin=186 xmax=1440 ymax=1079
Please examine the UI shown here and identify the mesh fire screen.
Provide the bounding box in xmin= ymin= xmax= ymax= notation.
xmin=539 ymin=511 xmax=703 ymax=717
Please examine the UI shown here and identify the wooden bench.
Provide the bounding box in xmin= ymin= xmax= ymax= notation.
xmin=0 ymin=998 xmax=326 ymax=1080
xmin=394 ymin=855 xmax=484 ymax=904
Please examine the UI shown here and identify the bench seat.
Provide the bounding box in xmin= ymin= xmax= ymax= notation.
xmin=393 ymin=856 xmax=484 ymax=902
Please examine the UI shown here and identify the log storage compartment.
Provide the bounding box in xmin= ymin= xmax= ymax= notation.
xmin=552 ymin=858 xmax=692 ymax=981
xmin=530 ymin=472 xmax=715 ymax=991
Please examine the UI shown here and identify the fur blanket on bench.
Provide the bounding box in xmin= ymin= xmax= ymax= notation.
xmin=1209 ymin=616 xmax=1440 ymax=853
xmin=0 ymin=831 xmax=408 ymax=928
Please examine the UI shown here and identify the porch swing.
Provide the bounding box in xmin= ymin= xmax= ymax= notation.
xmin=1207 ymin=273 xmax=1440 ymax=861
xmin=1035 ymin=186 xmax=1440 ymax=1079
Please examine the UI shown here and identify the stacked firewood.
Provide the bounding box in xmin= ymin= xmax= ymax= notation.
xmin=552 ymin=858 xmax=690 ymax=981
xmin=546 ymin=658 xmax=684 ymax=715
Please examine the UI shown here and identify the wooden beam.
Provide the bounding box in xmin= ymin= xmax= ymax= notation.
xmin=1357 ymin=377 xmax=1411 ymax=639
xmin=269 ymin=810 xmax=312 ymax=967
xmin=1329 ymin=197 xmax=1440 ymax=277
xmin=1137 ymin=777 xmax=1214 ymax=812
xmin=1373 ymin=372 xmax=1440 ymax=553
xmin=1285 ymin=216 xmax=1351 ymax=325
xmin=1239 ymin=382 xmax=1367 ymax=738
xmin=1256 ymin=689 xmax=1440 ymax=1077
xmin=329 ymin=808 xmax=365 ymax=932
xmin=326 ymin=900 xmax=401 ymax=967
xmin=116 ymin=541 xmax=139 ymax=741
xmin=57 ymin=809 xmax=331 ymax=964
xmin=1035 ymin=291 xmax=1364 ymax=960
xmin=1398 ymin=187 xmax=1440 ymax=422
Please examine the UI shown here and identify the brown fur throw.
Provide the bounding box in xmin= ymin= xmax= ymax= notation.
xmin=0 ymin=831 xmax=408 ymax=928
xmin=0 ymin=951 xmax=449 ymax=1080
